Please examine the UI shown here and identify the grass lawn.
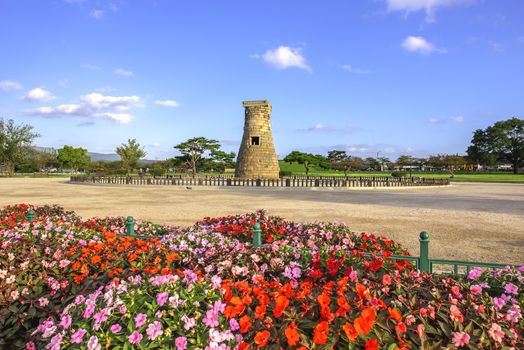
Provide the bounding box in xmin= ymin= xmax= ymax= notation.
xmin=278 ymin=161 xmax=524 ymax=183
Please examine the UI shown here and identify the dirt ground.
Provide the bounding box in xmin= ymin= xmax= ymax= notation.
xmin=0 ymin=178 xmax=522 ymax=264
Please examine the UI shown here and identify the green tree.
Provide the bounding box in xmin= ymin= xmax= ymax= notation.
xmin=21 ymin=148 xmax=58 ymax=173
xmin=0 ymin=118 xmax=40 ymax=176
xmin=57 ymin=146 xmax=91 ymax=172
xmin=174 ymin=137 xmax=221 ymax=176
xmin=210 ymin=150 xmax=236 ymax=172
xmin=283 ymin=151 xmax=323 ymax=175
xmin=331 ymin=156 xmax=367 ymax=176
xmin=116 ymin=139 xmax=147 ymax=173
xmin=327 ymin=150 xmax=348 ymax=163
xmin=467 ymin=117 xmax=523 ymax=173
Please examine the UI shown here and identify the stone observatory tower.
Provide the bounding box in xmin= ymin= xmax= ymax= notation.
xmin=235 ymin=100 xmax=280 ymax=179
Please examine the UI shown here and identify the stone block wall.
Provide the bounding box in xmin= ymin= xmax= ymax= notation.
xmin=235 ymin=100 xmax=280 ymax=179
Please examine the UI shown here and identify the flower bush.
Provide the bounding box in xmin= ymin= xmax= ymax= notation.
xmin=0 ymin=204 xmax=522 ymax=349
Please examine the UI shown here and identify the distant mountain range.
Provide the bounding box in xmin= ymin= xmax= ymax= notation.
xmin=89 ymin=152 xmax=155 ymax=164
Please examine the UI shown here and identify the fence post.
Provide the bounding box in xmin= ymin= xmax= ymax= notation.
xmin=253 ymin=222 xmax=261 ymax=247
xmin=419 ymin=231 xmax=430 ymax=272
xmin=26 ymin=209 xmax=34 ymax=222
xmin=126 ymin=216 xmax=135 ymax=236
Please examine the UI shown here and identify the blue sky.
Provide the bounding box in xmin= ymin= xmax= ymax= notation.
xmin=1 ymin=0 xmax=523 ymax=160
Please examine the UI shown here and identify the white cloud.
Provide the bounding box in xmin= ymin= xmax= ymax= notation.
xmin=155 ymin=99 xmax=180 ymax=107
xmin=24 ymin=92 xmax=141 ymax=124
xmin=114 ymin=68 xmax=133 ymax=76
xmin=451 ymin=116 xmax=464 ymax=123
xmin=429 ymin=116 xmax=465 ymax=125
xmin=402 ymin=36 xmax=443 ymax=54
xmin=341 ymin=64 xmax=371 ymax=74
xmin=488 ymin=40 xmax=504 ymax=52
xmin=90 ymin=9 xmax=105 ymax=19
xmin=261 ymin=46 xmax=312 ymax=72
xmin=23 ymin=88 xmax=56 ymax=101
xmin=297 ymin=123 xmax=360 ymax=134
xmin=385 ymin=0 xmax=473 ymax=22
xmin=82 ymin=63 xmax=100 ymax=70
xmin=0 ymin=80 xmax=22 ymax=91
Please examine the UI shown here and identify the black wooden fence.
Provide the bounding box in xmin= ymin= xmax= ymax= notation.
xmin=70 ymin=175 xmax=450 ymax=188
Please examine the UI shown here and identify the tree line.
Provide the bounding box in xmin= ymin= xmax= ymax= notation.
xmin=1 ymin=117 xmax=522 ymax=176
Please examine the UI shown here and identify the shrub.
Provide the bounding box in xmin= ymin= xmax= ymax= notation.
xmin=391 ymin=171 xmax=408 ymax=178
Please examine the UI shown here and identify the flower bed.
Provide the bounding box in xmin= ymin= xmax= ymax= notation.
xmin=0 ymin=204 xmax=522 ymax=349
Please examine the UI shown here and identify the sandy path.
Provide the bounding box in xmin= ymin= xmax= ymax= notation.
xmin=0 ymin=178 xmax=522 ymax=264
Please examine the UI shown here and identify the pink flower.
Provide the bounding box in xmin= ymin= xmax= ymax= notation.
xmin=11 ymin=290 xmax=19 ymax=300
xmin=146 ymin=321 xmax=163 ymax=340
xmin=382 ymin=274 xmax=392 ymax=285
xmin=59 ymin=315 xmax=72 ymax=329
xmin=416 ymin=324 xmax=425 ymax=338
xmin=452 ymin=332 xmax=470 ymax=347
xmin=87 ymin=335 xmax=101 ymax=350
xmin=229 ymin=318 xmax=240 ymax=331
xmin=493 ymin=297 xmax=506 ymax=309
xmin=110 ymin=324 xmax=122 ymax=333
xmin=175 ymin=336 xmax=187 ymax=350
xmin=467 ymin=267 xmax=482 ymax=280
xmin=70 ymin=328 xmax=87 ymax=344
xmin=156 ymin=292 xmax=169 ymax=306
xmin=128 ymin=331 xmax=143 ymax=345
xmin=25 ymin=341 xmax=36 ymax=350
xmin=39 ymin=297 xmax=49 ymax=307
xmin=488 ymin=323 xmax=505 ymax=342
xmin=450 ymin=305 xmax=464 ymax=323
xmin=504 ymin=283 xmax=518 ymax=295
xmin=134 ymin=313 xmax=147 ymax=328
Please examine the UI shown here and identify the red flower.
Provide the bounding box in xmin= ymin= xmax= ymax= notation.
xmin=313 ymin=321 xmax=329 ymax=345
xmin=254 ymin=330 xmax=270 ymax=347
xmin=273 ymin=295 xmax=289 ymax=318
xmin=342 ymin=323 xmax=358 ymax=341
xmin=365 ymin=339 xmax=379 ymax=350
xmin=239 ymin=315 xmax=252 ymax=333
xmin=285 ymin=322 xmax=300 ymax=346
xmin=354 ymin=307 xmax=376 ymax=335
xmin=388 ymin=307 xmax=402 ymax=322
xmin=395 ymin=322 xmax=407 ymax=334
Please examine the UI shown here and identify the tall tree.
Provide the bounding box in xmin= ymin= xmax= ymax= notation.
xmin=467 ymin=117 xmax=523 ymax=173
xmin=174 ymin=137 xmax=220 ymax=176
xmin=0 ymin=118 xmax=40 ymax=176
xmin=116 ymin=139 xmax=147 ymax=173
xmin=57 ymin=146 xmax=91 ymax=172
xmin=210 ymin=149 xmax=236 ymax=172
xmin=283 ymin=151 xmax=323 ymax=175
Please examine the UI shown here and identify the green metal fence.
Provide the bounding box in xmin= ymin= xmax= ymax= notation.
xmin=28 ymin=209 xmax=515 ymax=276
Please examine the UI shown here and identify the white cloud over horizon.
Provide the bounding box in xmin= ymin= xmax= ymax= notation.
xmin=24 ymin=92 xmax=142 ymax=124
xmin=23 ymin=88 xmax=56 ymax=101
xmin=260 ymin=46 xmax=312 ymax=72
xmin=155 ymin=99 xmax=180 ymax=107
xmin=385 ymin=0 xmax=474 ymax=22
xmin=0 ymin=80 xmax=23 ymax=91
xmin=114 ymin=68 xmax=133 ymax=77
xmin=402 ymin=36 xmax=443 ymax=54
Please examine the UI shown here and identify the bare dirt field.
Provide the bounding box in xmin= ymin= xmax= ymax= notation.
xmin=1 ymin=178 xmax=523 ymax=264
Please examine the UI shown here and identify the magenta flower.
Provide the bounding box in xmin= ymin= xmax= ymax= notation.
xmin=25 ymin=342 xmax=36 ymax=350
xmin=156 ymin=292 xmax=169 ymax=306
xmin=70 ymin=328 xmax=87 ymax=344
xmin=134 ymin=313 xmax=147 ymax=328
xmin=110 ymin=324 xmax=122 ymax=334
xmin=467 ymin=267 xmax=482 ymax=280
xmin=470 ymin=284 xmax=482 ymax=295
xmin=128 ymin=331 xmax=143 ymax=345
xmin=203 ymin=309 xmax=219 ymax=327
xmin=493 ymin=297 xmax=506 ymax=309
xmin=47 ymin=333 xmax=62 ymax=350
xmin=504 ymin=283 xmax=518 ymax=295
xmin=59 ymin=315 xmax=72 ymax=329
xmin=146 ymin=321 xmax=163 ymax=340
xmin=229 ymin=318 xmax=240 ymax=331
xmin=175 ymin=336 xmax=187 ymax=350
xmin=452 ymin=332 xmax=470 ymax=347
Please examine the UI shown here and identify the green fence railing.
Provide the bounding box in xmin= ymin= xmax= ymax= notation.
xmin=116 ymin=215 xmax=520 ymax=275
